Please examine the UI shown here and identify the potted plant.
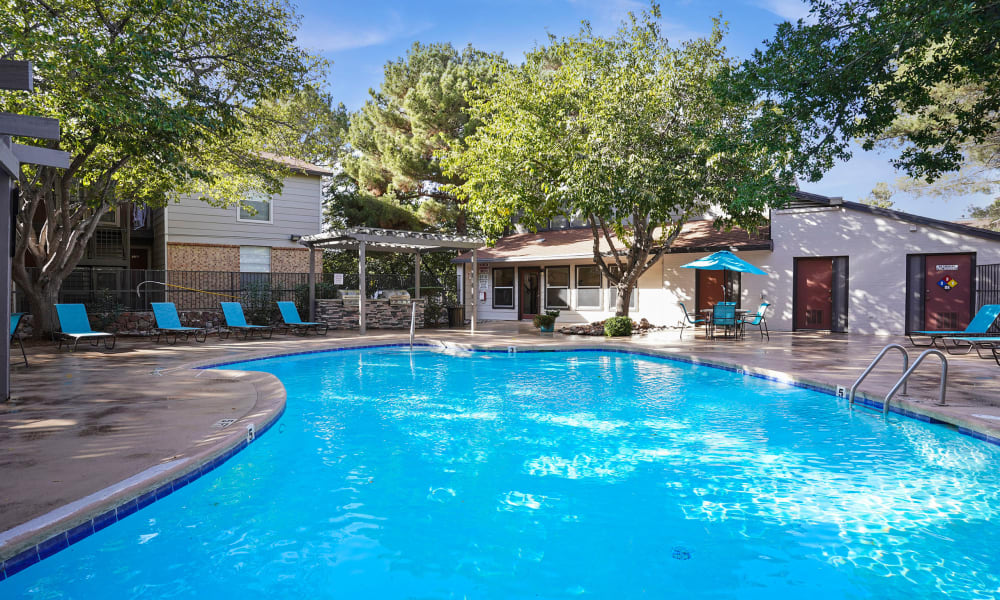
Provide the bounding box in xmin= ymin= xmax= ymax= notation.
xmin=533 ymin=309 xmax=560 ymax=333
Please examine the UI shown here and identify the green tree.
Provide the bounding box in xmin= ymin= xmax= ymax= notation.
xmin=445 ymin=9 xmax=795 ymax=316
xmin=876 ymin=81 xmax=999 ymax=203
xmin=344 ymin=42 xmax=506 ymax=234
xmin=966 ymin=201 xmax=1000 ymax=231
xmin=1 ymin=0 xmax=315 ymax=335
xmin=738 ymin=0 xmax=1000 ymax=184
xmin=861 ymin=182 xmax=895 ymax=209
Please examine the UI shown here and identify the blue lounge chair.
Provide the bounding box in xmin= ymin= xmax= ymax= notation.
xmin=277 ymin=301 xmax=328 ymax=335
xmin=677 ymin=302 xmax=705 ymax=340
xmin=10 ymin=312 xmax=27 ymax=366
xmin=219 ymin=302 xmax=273 ymax=340
xmin=908 ymin=304 xmax=1000 ymax=349
xmin=151 ymin=302 xmax=208 ymax=344
xmin=54 ymin=304 xmax=116 ymax=351
xmin=739 ymin=302 xmax=771 ymax=340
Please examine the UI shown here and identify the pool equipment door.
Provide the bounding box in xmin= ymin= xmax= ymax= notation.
xmin=794 ymin=257 xmax=849 ymax=332
xmin=919 ymin=253 xmax=975 ymax=331
xmin=519 ymin=268 xmax=541 ymax=320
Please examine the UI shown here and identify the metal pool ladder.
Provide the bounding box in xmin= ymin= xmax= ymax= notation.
xmin=849 ymin=344 xmax=948 ymax=415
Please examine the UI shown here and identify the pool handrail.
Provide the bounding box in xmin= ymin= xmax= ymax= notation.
xmin=849 ymin=344 xmax=909 ymax=408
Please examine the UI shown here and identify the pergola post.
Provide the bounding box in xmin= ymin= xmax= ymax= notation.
xmin=307 ymin=246 xmax=316 ymax=322
xmin=1 ymin=166 xmax=11 ymax=401
xmin=358 ymin=240 xmax=367 ymax=334
xmin=413 ymin=251 xmax=421 ymax=299
xmin=470 ymin=248 xmax=478 ymax=334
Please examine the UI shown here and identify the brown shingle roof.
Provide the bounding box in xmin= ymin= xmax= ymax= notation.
xmin=454 ymin=221 xmax=771 ymax=263
xmin=260 ymin=152 xmax=334 ymax=176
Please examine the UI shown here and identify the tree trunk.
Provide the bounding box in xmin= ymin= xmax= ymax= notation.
xmin=14 ymin=279 xmax=61 ymax=340
xmin=614 ymin=284 xmax=633 ymax=317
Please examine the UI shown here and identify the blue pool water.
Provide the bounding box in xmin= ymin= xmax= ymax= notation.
xmin=3 ymin=348 xmax=999 ymax=598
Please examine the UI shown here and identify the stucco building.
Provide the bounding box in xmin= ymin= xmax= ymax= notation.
xmin=454 ymin=191 xmax=1000 ymax=335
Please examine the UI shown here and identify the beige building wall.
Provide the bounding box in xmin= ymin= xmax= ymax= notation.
xmin=271 ymin=247 xmax=322 ymax=273
xmin=167 ymin=243 xmax=240 ymax=272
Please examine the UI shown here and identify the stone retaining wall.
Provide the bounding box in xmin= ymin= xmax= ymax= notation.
xmin=316 ymin=298 xmax=425 ymax=330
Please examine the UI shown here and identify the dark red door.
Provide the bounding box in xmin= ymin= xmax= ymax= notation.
xmin=796 ymin=258 xmax=833 ymax=330
xmin=696 ymin=270 xmax=726 ymax=313
xmin=518 ymin=268 xmax=541 ymax=320
xmin=923 ymin=254 xmax=973 ymax=330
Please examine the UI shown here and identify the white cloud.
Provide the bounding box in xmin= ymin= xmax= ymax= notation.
xmin=295 ymin=12 xmax=432 ymax=52
xmin=752 ymin=0 xmax=813 ymax=22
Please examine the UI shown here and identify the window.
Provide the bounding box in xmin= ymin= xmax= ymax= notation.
xmin=98 ymin=210 xmax=120 ymax=227
xmin=607 ymin=266 xmax=637 ymax=310
xmin=238 ymin=193 xmax=272 ymax=223
xmin=545 ymin=266 xmax=570 ymax=309
xmin=493 ymin=267 xmax=515 ymax=308
xmin=240 ymin=246 xmax=271 ymax=273
xmin=576 ymin=265 xmax=602 ymax=309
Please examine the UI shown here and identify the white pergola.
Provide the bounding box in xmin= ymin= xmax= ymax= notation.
xmin=299 ymin=227 xmax=485 ymax=334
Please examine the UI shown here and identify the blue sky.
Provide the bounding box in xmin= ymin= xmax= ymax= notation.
xmin=294 ymin=0 xmax=992 ymax=221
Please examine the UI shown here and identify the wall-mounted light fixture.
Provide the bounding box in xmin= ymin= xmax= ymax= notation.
xmin=289 ymin=234 xmax=302 ymax=242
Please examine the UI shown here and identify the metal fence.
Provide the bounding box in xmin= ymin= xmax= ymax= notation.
xmin=13 ymin=267 xmax=448 ymax=313
xmin=977 ymin=263 xmax=1000 ymax=333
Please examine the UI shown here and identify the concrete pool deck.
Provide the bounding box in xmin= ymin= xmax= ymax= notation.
xmin=2 ymin=323 xmax=999 ymax=563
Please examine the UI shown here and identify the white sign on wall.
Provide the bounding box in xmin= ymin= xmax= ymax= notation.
xmin=333 ymin=273 xmax=344 ymax=285
xmin=478 ymin=273 xmax=489 ymax=290
xmin=935 ymin=265 xmax=959 ymax=271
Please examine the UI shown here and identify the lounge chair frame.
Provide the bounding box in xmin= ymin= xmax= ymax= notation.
xmin=277 ymin=301 xmax=329 ymax=336
xmin=941 ymin=336 xmax=1000 ymax=359
xmin=56 ymin=332 xmax=116 ymax=352
xmin=219 ymin=302 xmax=274 ymax=340
xmin=151 ymin=303 xmax=208 ymax=345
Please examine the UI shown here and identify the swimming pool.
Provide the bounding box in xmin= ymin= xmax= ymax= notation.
xmin=2 ymin=347 xmax=998 ymax=598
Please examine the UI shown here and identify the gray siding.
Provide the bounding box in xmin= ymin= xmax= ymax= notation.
xmin=165 ymin=174 xmax=322 ymax=247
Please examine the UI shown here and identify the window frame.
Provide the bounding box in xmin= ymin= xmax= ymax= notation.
xmin=544 ymin=265 xmax=571 ymax=310
xmin=575 ymin=264 xmax=603 ymax=309
xmin=492 ymin=267 xmax=515 ymax=309
xmin=239 ymin=245 xmax=271 ymax=273
xmin=237 ymin=193 xmax=274 ymax=224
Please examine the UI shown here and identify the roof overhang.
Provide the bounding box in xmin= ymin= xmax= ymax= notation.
xmin=300 ymin=227 xmax=485 ymax=254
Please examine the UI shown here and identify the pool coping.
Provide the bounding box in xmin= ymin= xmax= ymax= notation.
xmin=2 ymin=337 xmax=998 ymax=581
xmin=0 ymin=368 xmax=286 ymax=578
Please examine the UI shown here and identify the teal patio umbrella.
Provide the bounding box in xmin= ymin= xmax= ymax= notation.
xmin=680 ymin=250 xmax=768 ymax=275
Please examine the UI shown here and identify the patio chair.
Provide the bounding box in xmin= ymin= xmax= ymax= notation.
xmin=54 ymin=304 xmax=116 ymax=351
xmin=10 ymin=312 xmax=28 ymax=367
xmin=219 ymin=302 xmax=274 ymax=340
xmin=739 ymin=302 xmax=770 ymax=341
xmin=151 ymin=302 xmax=208 ymax=344
xmin=677 ymin=302 xmax=705 ymax=340
xmin=907 ymin=304 xmax=1000 ymax=350
xmin=277 ymin=301 xmax=329 ymax=336
xmin=710 ymin=302 xmax=738 ymax=339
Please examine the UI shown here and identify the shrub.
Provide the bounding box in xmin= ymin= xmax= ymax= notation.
xmin=533 ymin=313 xmax=556 ymax=329
xmin=603 ymin=316 xmax=633 ymax=337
